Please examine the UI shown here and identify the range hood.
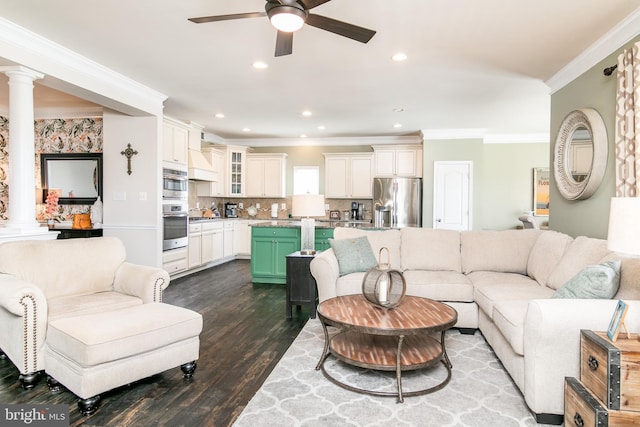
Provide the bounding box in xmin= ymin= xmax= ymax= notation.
xmin=188 ymin=149 xmax=217 ymax=182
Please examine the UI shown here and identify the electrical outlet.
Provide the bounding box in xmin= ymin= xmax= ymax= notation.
xmin=281 ymin=203 xmax=286 ymax=210
xmin=324 ymin=204 xmax=330 ymax=211
xmin=238 ymin=202 xmax=244 ymax=209
xmin=256 ymin=203 xmax=260 ymax=209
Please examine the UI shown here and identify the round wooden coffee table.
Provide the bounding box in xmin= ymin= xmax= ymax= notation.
xmin=315 ymin=294 xmax=458 ymax=402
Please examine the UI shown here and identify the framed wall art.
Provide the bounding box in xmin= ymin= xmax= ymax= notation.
xmin=533 ymin=167 xmax=550 ymax=216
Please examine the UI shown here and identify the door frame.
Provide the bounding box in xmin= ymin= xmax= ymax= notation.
xmin=433 ymin=161 xmax=473 ymax=230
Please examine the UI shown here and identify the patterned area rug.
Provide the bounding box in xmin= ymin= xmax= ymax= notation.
xmin=233 ymin=319 xmax=558 ymax=427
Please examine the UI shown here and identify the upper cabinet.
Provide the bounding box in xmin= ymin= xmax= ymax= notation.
xmin=246 ymin=154 xmax=287 ymax=198
xmin=324 ymin=153 xmax=373 ymax=199
xmin=373 ymin=145 xmax=423 ymax=178
xmin=195 ymin=147 xmax=225 ymax=197
xmin=196 ymin=144 xmax=247 ymax=197
xmin=162 ymin=119 xmax=188 ymax=166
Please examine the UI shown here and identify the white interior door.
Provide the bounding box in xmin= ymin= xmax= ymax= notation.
xmin=433 ymin=161 xmax=472 ymax=230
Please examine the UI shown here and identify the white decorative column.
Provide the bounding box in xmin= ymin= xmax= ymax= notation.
xmin=0 ymin=66 xmax=45 ymax=233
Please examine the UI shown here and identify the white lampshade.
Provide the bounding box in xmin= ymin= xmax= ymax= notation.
xmin=607 ymin=197 xmax=640 ymax=255
xmin=292 ymin=194 xmax=325 ymax=218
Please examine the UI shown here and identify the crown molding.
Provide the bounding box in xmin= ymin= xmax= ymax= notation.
xmin=0 ymin=17 xmax=167 ymax=116
xmin=206 ymin=134 xmax=423 ymax=147
xmin=483 ymin=133 xmax=550 ymax=144
xmin=546 ymin=7 xmax=640 ymax=94
xmin=421 ymin=128 xmax=487 ymax=140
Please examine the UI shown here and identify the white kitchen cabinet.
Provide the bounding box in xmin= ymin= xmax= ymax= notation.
xmin=324 ymin=153 xmax=373 ymax=198
xmin=195 ymin=147 xmax=225 ymax=197
xmin=246 ymin=154 xmax=287 ymax=197
xmin=373 ymin=145 xmax=423 ymax=177
xmin=162 ymin=119 xmax=188 ymax=166
xmin=162 ymin=248 xmax=188 ymax=275
xmin=188 ymin=223 xmax=202 ymax=268
xmin=201 ymin=222 xmax=223 ymax=265
xmin=223 ymin=220 xmax=235 ymax=257
xmin=234 ymin=220 xmax=258 ymax=258
xmin=197 ymin=145 xmax=247 ymax=197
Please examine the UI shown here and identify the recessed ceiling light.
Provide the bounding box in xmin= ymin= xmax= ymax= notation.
xmin=317 ymin=125 xmax=326 ymax=130
xmin=215 ymin=113 xmax=225 ymax=119
xmin=393 ymin=123 xmax=403 ymax=128
xmin=300 ymin=134 xmax=307 ymax=138
xmin=242 ymin=128 xmax=251 ymax=132
xmin=302 ymin=110 xmax=312 ymax=117
xmin=392 ymin=53 xmax=408 ymax=62
xmin=252 ymin=61 xmax=268 ymax=69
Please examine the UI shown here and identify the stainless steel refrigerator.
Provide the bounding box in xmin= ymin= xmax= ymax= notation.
xmin=373 ymin=177 xmax=422 ymax=228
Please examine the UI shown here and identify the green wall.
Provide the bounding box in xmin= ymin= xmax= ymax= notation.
xmin=550 ymin=35 xmax=640 ymax=238
xmin=423 ymin=139 xmax=549 ymax=230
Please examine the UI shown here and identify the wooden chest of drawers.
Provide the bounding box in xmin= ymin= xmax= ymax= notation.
xmin=564 ymin=330 xmax=640 ymax=426
xmin=581 ymin=330 xmax=640 ymax=411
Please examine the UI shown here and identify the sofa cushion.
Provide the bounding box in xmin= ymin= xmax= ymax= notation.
xmin=552 ymin=261 xmax=621 ymax=299
xmin=403 ymin=270 xmax=473 ymax=302
xmin=470 ymin=271 xmax=554 ymax=319
xmin=598 ymin=254 xmax=640 ymax=300
xmin=461 ymin=230 xmax=542 ymax=275
xmin=329 ymin=236 xmax=377 ymax=276
xmin=493 ymin=300 xmax=529 ymax=356
xmin=334 ymin=228 xmax=402 ymax=270
xmin=527 ymin=231 xmax=573 ymax=287
xmin=0 ymin=237 xmax=125 ymax=299
xmin=546 ymin=236 xmax=611 ymax=290
xmin=401 ymin=228 xmax=462 ymax=272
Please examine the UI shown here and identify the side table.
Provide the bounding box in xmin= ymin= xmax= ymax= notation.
xmin=285 ymin=251 xmax=318 ymax=319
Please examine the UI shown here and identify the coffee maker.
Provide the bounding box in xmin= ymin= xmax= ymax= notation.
xmin=225 ymin=202 xmax=238 ymax=218
xmin=351 ymin=202 xmax=359 ymax=221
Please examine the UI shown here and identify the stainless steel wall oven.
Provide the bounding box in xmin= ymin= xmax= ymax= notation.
xmin=162 ymin=167 xmax=188 ymax=200
xmin=163 ymin=200 xmax=188 ymax=251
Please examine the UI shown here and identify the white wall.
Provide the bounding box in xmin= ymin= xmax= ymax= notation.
xmin=102 ymin=110 xmax=163 ymax=266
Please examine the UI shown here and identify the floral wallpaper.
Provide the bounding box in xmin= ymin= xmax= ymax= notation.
xmin=0 ymin=116 xmax=103 ymax=221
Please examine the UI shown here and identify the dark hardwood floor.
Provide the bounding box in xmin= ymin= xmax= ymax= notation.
xmin=0 ymin=260 xmax=309 ymax=427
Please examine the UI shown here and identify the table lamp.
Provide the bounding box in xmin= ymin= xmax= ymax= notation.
xmin=292 ymin=194 xmax=325 ymax=255
xmin=607 ymin=197 xmax=640 ymax=255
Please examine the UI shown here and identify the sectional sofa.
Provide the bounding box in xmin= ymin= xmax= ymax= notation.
xmin=310 ymin=227 xmax=640 ymax=424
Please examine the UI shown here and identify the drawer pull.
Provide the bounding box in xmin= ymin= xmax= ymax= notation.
xmin=587 ymin=355 xmax=599 ymax=370
xmin=573 ymin=412 xmax=584 ymax=427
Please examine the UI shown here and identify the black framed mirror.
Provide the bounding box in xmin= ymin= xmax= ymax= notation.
xmin=41 ymin=153 xmax=103 ymax=205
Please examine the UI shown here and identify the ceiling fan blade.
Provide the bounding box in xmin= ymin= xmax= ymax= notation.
xmin=306 ymin=14 xmax=376 ymax=44
xmin=275 ymin=31 xmax=293 ymax=57
xmin=298 ymin=0 xmax=332 ymax=10
xmin=188 ymin=12 xmax=266 ymax=24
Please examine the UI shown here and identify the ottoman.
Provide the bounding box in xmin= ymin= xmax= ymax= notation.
xmin=44 ymin=303 xmax=202 ymax=415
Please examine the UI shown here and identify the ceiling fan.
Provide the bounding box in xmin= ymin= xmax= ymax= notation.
xmin=188 ymin=0 xmax=376 ymax=57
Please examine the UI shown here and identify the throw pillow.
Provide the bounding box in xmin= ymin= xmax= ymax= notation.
xmin=552 ymin=260 xmax=621 ymax=299
xmin=329 ymin=236 xmax=378 ymax=276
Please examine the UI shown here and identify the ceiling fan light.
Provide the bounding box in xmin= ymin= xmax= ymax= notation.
xmin=269 ymin=6 xmax=306 ymax=32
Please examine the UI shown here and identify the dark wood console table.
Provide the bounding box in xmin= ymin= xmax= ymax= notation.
xmin=50 ymin=226 xmax=103 ymax=239
xmin=285 ymin=251 xmax=318 ymax=319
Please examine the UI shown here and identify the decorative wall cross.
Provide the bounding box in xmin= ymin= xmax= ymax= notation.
xmin=120 ymin=143 xmax=138 ymax=175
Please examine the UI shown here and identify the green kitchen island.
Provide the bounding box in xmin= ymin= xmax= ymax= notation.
xmin=250 ymin=221 xmax=335 ymax=284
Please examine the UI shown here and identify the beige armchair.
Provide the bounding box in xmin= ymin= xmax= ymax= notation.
xmin=0 ymin=237 xmax=168 ymax=386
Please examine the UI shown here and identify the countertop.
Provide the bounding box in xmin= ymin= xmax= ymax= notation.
xmin=250 ymin=220 xmax=378 ymax=229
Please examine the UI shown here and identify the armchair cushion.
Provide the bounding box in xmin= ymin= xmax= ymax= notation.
xmin=0 ymin=237 xmax=126 ymax=299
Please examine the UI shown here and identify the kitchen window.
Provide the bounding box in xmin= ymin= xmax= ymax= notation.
xmin=293 ymin=166 xmax=319 ymax=195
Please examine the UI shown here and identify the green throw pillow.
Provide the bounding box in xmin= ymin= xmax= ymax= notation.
xmin=329 ymin=236 xmax=378 ymax=276
xmin=552 ymin=260 xmax=621 ymax=299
